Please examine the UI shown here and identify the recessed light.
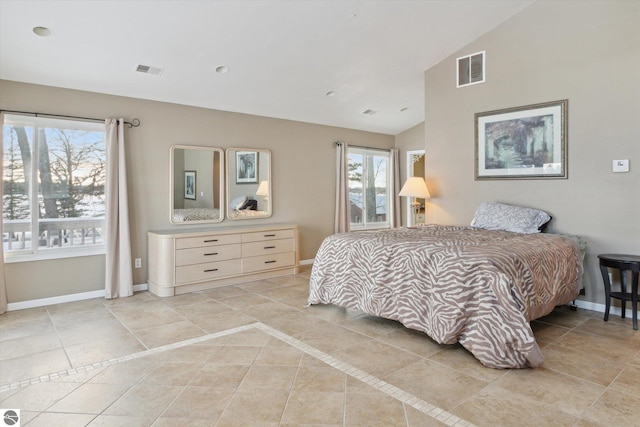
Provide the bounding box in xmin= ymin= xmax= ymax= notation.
xmin=33 ymin=26 xmax=52 ymax=37
xmin=215 ymin=65 xmax=230 ymax=74
xmin=325 ymin=90 xmax=336 ymax=97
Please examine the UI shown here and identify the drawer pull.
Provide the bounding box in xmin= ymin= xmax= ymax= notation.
xmin=264 ymin=234 xmax=276 ymax=237
xmin=204 ymin=268 xmax=219 ymax=272
xmin=264 ymin=246 xmax=276 ymax=249
xmin=204 ymin=252 xmax=219 ymax=256
xmin=265 ymin=260 xmax=277 ymax=264
xmin=204 ymin=239 xmax=218 ymax=243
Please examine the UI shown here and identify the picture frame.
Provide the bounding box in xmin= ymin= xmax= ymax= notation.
xmin=184 ymin=170 xmax=196 ymax=200
xmin=235 ymin=151 xmax=258 ymax=184
xmin=475 ymin=99 xmax=568 ymax=180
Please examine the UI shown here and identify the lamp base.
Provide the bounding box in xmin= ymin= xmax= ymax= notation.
xmin=410 ymin=201 xmax=421 ymax=226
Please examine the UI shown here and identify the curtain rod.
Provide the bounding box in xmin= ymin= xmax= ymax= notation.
xmin=0 ymin=110 xmax=141 ymax=128
xmin=333 ymin=140 xmax=391 ymax=152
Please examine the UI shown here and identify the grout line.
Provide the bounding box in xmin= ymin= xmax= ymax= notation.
xmin=254 ymin=322 xmax=477 ymax=427
xmin=1 ymin=321 xmax=476 ymax=426
xmin=0 ymin=323 xmax=259 ymax=392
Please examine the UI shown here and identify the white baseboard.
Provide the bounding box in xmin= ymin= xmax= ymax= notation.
xmin=299 ymin=259 xmax=314 ymax=266
xmin=6 ymin=283 xmax=149 ymax=311
xmin=573 ymin=299 xmax=631 ymax=317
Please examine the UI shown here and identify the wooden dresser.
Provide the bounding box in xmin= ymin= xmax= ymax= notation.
xmin=148 ymin=224 xmax=299 ymax=297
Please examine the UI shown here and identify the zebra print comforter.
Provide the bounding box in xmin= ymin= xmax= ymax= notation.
xmin=307 ymin=225 xmax=582 ymax=369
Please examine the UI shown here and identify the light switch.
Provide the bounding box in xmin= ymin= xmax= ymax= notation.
xmin=612 ymin=159 xmax=629 ymax=173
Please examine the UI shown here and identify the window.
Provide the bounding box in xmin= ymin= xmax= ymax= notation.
xmin=2 ymin=114 xmax=106 ymax=261
xmin=347 ymin=147 xmax=392 ymax=229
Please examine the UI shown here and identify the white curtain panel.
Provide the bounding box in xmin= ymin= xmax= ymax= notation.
xmin=105 ymin=119 xmax=133 ymax=299
xmin=334 ymin=142 xmax=350 ymax=234
xmin=391 ymin=148 xmax=401 ymax=228
xmin=0 ymin=113 xmax=7 ymax=314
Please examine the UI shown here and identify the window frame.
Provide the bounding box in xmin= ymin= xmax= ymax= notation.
xmin=347 ymin=146 xmax=393 ymax=231
xmin=2 ymin=114 xmax=107 ymax=263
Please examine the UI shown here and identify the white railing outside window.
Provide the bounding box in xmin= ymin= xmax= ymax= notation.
xmin=3 ymin=218 xmax=105 ymax=251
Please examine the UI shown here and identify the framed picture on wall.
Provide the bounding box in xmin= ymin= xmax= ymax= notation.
xmin=475 ymin=99 xmax=568 ymax=180
xmin=236 ymin=151 xmax=258 ymax=184
xmin=184 ymin=170 xmax=196 ymax=199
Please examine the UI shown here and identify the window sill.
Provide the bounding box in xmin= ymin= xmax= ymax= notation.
xmin=4 ymin=246 xmax=106 ymax=264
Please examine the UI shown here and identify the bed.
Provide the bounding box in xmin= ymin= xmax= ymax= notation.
xmin=227 ymin=209 xmax=268 ymax=219
xmin=172 ymin=208 xmax=220 ymax=222
xmin=227 ymin=196 xmax=268 ymax=219
xmin=308 ymin=203 xmax=583 ymax=369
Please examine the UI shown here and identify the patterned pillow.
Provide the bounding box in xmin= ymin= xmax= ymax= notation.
xmin=471 ymin=201 xmax=551 ymax=234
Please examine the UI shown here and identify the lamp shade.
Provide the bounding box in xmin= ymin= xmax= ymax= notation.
xmin=399 ymin=177 xmax=430 ymax=198
xmin=256 ymin=180 xmax=269 ymax=196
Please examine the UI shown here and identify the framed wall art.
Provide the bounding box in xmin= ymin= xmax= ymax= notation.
xmin=475 ymin=99 xmax=568 ymax=180
xmin=235 ymin=151 xmax=258 ymax=184
xmin=184 ymin=170 xmax=196 ymax=199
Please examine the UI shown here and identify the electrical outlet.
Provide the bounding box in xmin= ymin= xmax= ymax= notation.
xmin=134 ymin=258 xmax=141 ymax=269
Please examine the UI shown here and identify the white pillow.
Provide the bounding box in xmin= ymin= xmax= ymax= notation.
xmin=471 ymin=201 xmax=551 ymax=234
xmin=230 ymin=196 xmax=247 ymax=210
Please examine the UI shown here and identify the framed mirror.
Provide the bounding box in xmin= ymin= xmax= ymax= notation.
xmin=406 ymin=149 xmax=426 ymax=226
xmin=170 ymin=145 xmax=224 ymax=224
xmin=226 ymin=148 xmax=272 ymax=220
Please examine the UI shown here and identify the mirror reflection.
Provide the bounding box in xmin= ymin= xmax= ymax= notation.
xmin=406 ymin=150 xmax=426 ymax=226
xmin=170 ymin=145 xmax=224 ymax=224
xmin=226 ymin=148 xmax=272 ymax=220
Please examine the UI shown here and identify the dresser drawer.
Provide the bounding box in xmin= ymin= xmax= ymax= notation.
xmin=242 ymin=238 xmax=295 ymax=258
xmin=176 ymin=259 xmax=242 ymax=284
xmin=176 ymin=244 xmax=241 ymax=267
xmin=242 ymin=229 xmax=295 ymax=243
xmin=176 ymin=234 xmax=241 ymax=250
xmin=243 ymin=252 xmax=295 ymax=274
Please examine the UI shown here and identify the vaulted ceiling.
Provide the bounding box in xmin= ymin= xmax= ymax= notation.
xmin=0 ymin=0 xmax=534 ymax=135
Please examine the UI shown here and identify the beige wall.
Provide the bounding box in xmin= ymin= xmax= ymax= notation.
xmin=424 ymin=1 xmax=640 ymax=304
xmin=0 ymin=80 xmax=393 ymax=302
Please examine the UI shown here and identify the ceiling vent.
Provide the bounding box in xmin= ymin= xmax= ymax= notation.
xmin=457 ymin=51 xmax=485 ymax=88
xmin=135 ymin=64 xmax=163 ymax=76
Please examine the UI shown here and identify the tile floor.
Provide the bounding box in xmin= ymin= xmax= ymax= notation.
xmin=1 ymin=272 xmax=639 ymax=426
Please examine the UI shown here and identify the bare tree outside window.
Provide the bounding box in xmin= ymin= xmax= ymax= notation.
xmin=2 ymin=115 xmax=106 ymax=254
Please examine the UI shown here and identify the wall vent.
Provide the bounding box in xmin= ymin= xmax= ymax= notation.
xmin=457 ymin=51 xmax=485 ymax=88
xmin=135 ymin=64 xmax=164 ymax=76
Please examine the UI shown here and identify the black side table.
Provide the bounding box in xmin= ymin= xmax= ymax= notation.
xmin=598 ymin=254 xmax=640 ymax=330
